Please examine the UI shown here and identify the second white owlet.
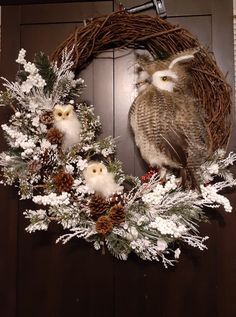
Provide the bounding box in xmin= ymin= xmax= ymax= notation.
xmin=53 ymin=104 xmax=81 ymax=152
xmin=83 ymin=161 xmax=123 ymax=198
xmin=129 ymin=49 xmax=212 ymax=189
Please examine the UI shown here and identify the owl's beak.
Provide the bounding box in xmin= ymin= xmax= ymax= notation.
xmin=136 ymin=78 xmax=151 ymax=88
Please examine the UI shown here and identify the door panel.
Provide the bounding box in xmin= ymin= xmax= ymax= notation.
xmin=21 ymin=2 xmax=113 ymax=23
xmin=0 ymin=7 xmax=21 ymax=317
xmin=169 ymin=15 xmax=212 ymax=50
xmin=114 ymin=49 xmax=136 ymax=173
xmin=88 ymin=51 xmax=114 ymax=138
xmin=0 ymin=1 xmax=235 ymax=317
xmin=21 ymin=23 xmax=80 ymax=57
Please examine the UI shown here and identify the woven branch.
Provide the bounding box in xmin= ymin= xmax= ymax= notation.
xmin=51 ymin=11 xmax=233 ymax=150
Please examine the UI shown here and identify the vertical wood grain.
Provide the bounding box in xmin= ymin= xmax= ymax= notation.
xmin=20 ymin=23 xmax=80 ymax=59
xmin=20 ymin=2 xmax=112 ymax=23
xmin=93 ymin=51 xmax=114 ymax=138
xmin=114 ymin=49 xmax=136 ymax=174
xmin=0 ymin=6 xmax=21 ymax=317
xmin=168 ymin=15 xmax=212 ymax=50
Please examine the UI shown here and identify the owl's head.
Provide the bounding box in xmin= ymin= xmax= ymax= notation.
xmin=83 ymin=162 xmax=107 ymax=179
xmin=136 ymin=49 xmax=198 ymax=93
xmin=53 ymin=104 xmax=74 ymax=121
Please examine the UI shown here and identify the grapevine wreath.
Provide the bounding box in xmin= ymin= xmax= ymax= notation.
xmin=0 ymin=12 xmax=235 ymax=267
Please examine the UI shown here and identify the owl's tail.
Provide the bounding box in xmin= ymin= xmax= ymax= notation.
xmin=180 ymin=166 xmax=201 ymax=191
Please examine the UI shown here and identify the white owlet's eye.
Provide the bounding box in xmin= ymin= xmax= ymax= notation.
xmin=162 ymin=76 xmax=168 ymax=81
xmin=92 ymin=169 xmax=97 ymax=173
xmin=57 ymin=112 xmax=62 ymax=117
xmin=66 ymin=112 xmax=70 ymax=116
xmin=100 ymin=168 xmax=103 ymax=172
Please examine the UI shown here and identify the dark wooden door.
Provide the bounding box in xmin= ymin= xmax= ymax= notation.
xmin=0 ymin=1 xmax=235 ymax=317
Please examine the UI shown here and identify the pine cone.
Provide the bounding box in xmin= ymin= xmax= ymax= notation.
xmin=41 ymin=149 xmax=57 ymax=172
xmin=47 ymin=127 xmax=63 ymax=145
xmin=53 ymin=170 xmax=74 ymax=193
xmin=109 ymin=204 xmax=125 ymax=226
xmin=96 ymin=215 xmax=113 ymax=236
xmin=40 ymin=111 xmax=54 ymax=126
xmin=89 ymin=195 xmax=110 ymax=220
xmin=109 ymin=193 xmax=124 ymax=206
xmin=27 ymin=160 xmax=42 ymax=174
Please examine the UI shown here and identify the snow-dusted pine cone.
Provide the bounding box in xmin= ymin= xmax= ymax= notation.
xmin=53 ymin=170 xmax=74 ymax=193
xmin=27 ymin=159 xmax=42 ymax=174
xmin=96 ymin=215 xmax=113 ymax=235
xmin=41 ymin=149 xmax=58 ymax=171
xmin=47 ymin=127 xmax=63 ymax=145
xmin=89 ymin=195 xmax=110 ymax=220
xmin=109 ymin=193 xmax=124 ymax=206
xmin=40 ymin=111 xmax=54 ymax=126
xmin=109 ymin=204 xmax=125 ymax=226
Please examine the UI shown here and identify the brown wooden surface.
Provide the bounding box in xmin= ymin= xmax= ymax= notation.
xmin=0 ymin=7 xmax=21 ymax=317
xmin=0 ymin=1 xmax=236 ymax=317
xmin=0 ymin=0 xmax=107 ymax=4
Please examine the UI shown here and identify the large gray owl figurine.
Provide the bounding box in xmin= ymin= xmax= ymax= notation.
xmin=129 ymin=49 xmax=212 ymax=189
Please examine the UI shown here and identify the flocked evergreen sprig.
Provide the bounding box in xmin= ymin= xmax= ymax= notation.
xmin=0 ymin=48 xmax=236 ymax=267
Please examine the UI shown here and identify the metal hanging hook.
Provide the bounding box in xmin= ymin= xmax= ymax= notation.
xmin=126 ymin=0 xmax=167 ymax=19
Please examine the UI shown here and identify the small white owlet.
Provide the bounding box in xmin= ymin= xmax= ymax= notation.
xmin=53 ymin=104 xmax=81 ymax=152
xmin=83 ymin=161 xmax=123 ymax=198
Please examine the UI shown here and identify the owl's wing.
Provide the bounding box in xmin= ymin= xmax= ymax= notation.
xmin=159 ymin=127 xmax=188 ymax=168
xmin=171 ymin=97 xmax=212 ymax=189
xmin=129 ymin=86 xmax=171 ymax=144
xmin=147 ymin=88 xmax=189 ymax=168
xmin=192 ymin=99 xmax=213 ymax=154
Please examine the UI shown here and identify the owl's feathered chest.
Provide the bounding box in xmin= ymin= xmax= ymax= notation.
xmin=54 ymin=115 xmax=81 ymax=152
xmin=129 ymin=86 xmax=200 ymax=129
xmin=54 ymin=117 xmax=81 ymax=136
xmin=129 ymin=86 xmax=176 ymax=133
xmin=83 ymin=170 xmax=123 ymax=197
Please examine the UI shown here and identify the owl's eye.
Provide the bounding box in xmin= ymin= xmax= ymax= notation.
xmin=66 ymin=112 xmax=70 ymax=116
xmin=57 ymin=112 xmax=62 ymax=117
xmin=92 ymin=169 xmax=96 ymax=173
xmin=100 ymin=168 xmax=103 ymax=172
xmin=162 ymin=76 xmax=168 ymax=81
